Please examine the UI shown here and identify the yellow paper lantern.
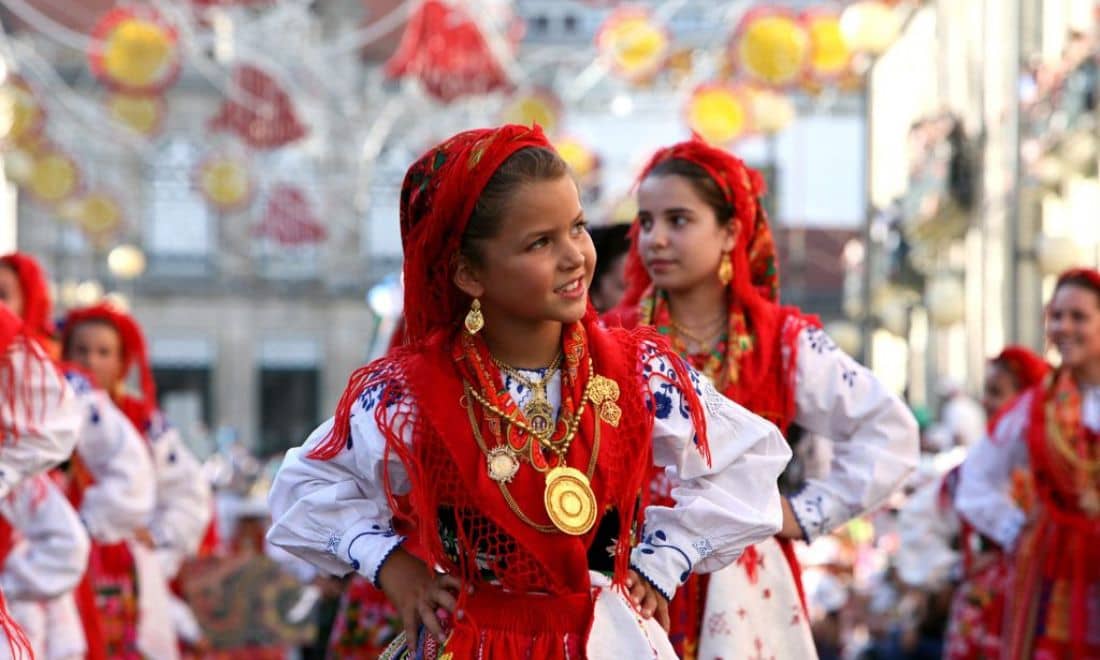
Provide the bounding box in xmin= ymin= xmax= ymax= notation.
xmin=501 ymin=90 xmax=561 ymax=135
xmin=597 ymin=8 xmax=669 ymax=81
xmin=749 ymin=88 xmax=796 ymax=135
xmin=107 ymin=93 xmax=164 ymax=136
xmin=803 ymin=10 xmax=851 ymax=79
xmin=90 ymin=8 xmax=180 ymax=92
xmin=735 ymin=8 xmax=810 ymax=87
xmin=196 ymin=155 xmax=253 ymax=212
xmin=685 ymin=85 xmax=750 ymax=145
xmin=840 ymin=1 xmax=901 ymax=56
xmin=28 ymin=150 xmax=79 ymax=204
xmin=0 ymin=79 xmax=44 ymax=145
xmin=554 ymin=138 xmax=596 ymax=178
xmin=74 ymin=192 xmax=124 ymax=237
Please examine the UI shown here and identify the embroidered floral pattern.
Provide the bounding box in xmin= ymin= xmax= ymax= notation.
xmin=638 ymin=527 xmax=693 ymax=584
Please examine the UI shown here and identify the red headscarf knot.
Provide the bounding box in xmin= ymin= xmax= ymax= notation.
xmin=1056 ymin=267 xmax=1100 ymax=293
xmin=992 ymin=346 xmax=1049 ymax=390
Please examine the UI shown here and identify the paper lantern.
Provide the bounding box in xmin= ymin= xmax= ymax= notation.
xmin=734 ymin=8 xmax=810 ymax=87
xmin=0 ymin=77 xmax=44 ymax=145
xmin=107 ymin=244 xmax=146 ymax=280
xmin=597 ymin=8 xmax=669 ymax=81
xmin=925 ymin=275 xmax=965 ymax=327
xmin=384 ymin=0 xmax=512 ymax=103
xmin=685 ymin=85 xmax=751 ymax=145
xmin=501 ymin=89 xmax=562 ymax=134
xmin=3 ymin=148 xmax=35 ymax=184
xmin=802 ymin=9 xmax=851 ymax=80
xmin=253 ymin=184 xmax=327 ymax=246
xmin=195 ymin=154 xmax=253 ymax=212
xmin=840 ymin=1 xmax=901 ymax=56
xmin=554 ymin=138 xmax=596 ymax=178
xmin=1037 ymin=235 xmax=1088 ymax=276
xmin=74 ymin=280 xmax=104 ymax=307
xmin=72 ymin=192 xmax=124 ymax=238
xmin=749 ymin=87 xmax=796 ymax=135
xmin=106 ymin=93 xmax=165 ymax=136
xmin=27 ymin=150 xmax=79 ymax=204
xmin=89 ymin=7 xmax=180 ymax=93
xmin=209 ymin=65 xmax=307 ymax=149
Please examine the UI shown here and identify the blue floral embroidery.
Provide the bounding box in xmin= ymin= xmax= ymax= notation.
xmin=842 ymin=367 xmax=858 ymax=388
xmin=638 ymin=528 xmax=693 ymax=583
xmin=653 ymin=390 xmax=673 ymax=419
xmin=325 ymin=532 xmax=341 ymax=555
xmin=344 ymin=524 xmax=397 ymax=572
xmin=692 ymin=538 xmax=714 ymax=560
xmin=63 ymin=371 xmax=93 ymax=394
xmin=794 ymin=492 xmax=830 ymax=540
xmin=805 ymin=327 xmax=837 ymax=354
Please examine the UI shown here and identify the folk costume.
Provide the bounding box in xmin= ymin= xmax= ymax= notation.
xmin=608 ymin=138 xmax=919 ymax=660
xmin=957 ymin=272 xmax=1100 ymax=659
xmin=267 ymin=125 xmax=792 ymax=659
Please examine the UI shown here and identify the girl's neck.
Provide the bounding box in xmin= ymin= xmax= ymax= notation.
xmin=1073 ymin=360 xmax=1100 ymax=389
xmin=666 ymin=279 xmax=728 ymax=328
xmin=479 ymin=314 xmax=563 ymax=370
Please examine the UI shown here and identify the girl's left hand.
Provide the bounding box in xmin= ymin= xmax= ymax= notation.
xmin=777 ymin=496 xmax=806 ymax=540
xmin=625 ymin=570 xmax=670 ymax=631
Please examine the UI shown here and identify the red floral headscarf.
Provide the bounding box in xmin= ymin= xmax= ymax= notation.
xmin=60 ymin=303 xmax=156 ymax=429
xmin=992 ymin=345 xmax=1049 ymax=392
xmin=0 ymin=253 xmax=54 ymax=350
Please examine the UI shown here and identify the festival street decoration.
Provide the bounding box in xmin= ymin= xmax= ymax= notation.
xmin=88 ymin=6 xmax=181 ymax=93
xmin=501 ymin=89 xmax=562 ymax=134
xmin=106 ymin=93 xmax=166 ymax=136
xmin=195 ymin=153 xmax=254 ymax=213
xmin=597 ymin=7 xmax=669 ymax=82
xmin=209 ymin=65 xmax=308 ymax=150
xmin=802 ymin=8 xmax=851 ymax=81
xmin=27 ymin=148 xmax=79 ymax=205
xmin=734 ymin=8 xmax=810 ymax=88
xmin=0 ymin=77 xmax=45 ymax=145
xmin=253 ymin=184 xmax=327 ymax=245
xmin=685 ymin=84 xmax=752 ymax=145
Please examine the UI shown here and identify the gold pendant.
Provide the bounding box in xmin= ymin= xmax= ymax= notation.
xmin=599 ymin=402 xmax=622 ymax=428
xmin=486 ymin=446 xmax=520 ymax=483
xmin=544 ymin=466 xmax=597 ymax=535
xmin=588 ymin=375 xmax=620 ymax=406
xmin=523 ymin=398 xmax=555 ymax=441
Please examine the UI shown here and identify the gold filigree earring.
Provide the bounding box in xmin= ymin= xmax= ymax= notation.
xmin=718 ymin=252 xmax=733 ymax=286
xmin=464 ymin=299 xmax=484 ymax=335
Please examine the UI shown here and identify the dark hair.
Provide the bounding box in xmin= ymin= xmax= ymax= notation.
xmin=589 ymin=223 xmax=631 ymax=287
xmin=460 ymin=147 xmax=570 ymax=264
xmin=1054 ymin=269 xmax=1100 ymax=306
xmin=644 ymin=158 xmax=734 ymax=226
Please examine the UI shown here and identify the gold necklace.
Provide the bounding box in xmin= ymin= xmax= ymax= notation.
xmin=492 ymin=353 xmax=563 ymax=444
xmin=670 ymin=318 xmax=724 ymax=349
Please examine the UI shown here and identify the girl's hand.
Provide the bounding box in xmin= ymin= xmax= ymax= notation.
xmin=377 ymin=549 xmax=462 ymax=650
xmin=625 ymin=570 xmax=671 ymax=631
xmin=777 ymin=496 xmax=806 ymax=540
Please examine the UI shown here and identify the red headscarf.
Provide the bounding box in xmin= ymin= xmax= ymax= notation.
xmin=60 ymin=303 xmax=156 ymax=432
xmin=992 ymin=346 xmax=1049 ymax=392
xmin=611 ymin=137 xmax=815 ymax=430
xmin=0 ymin=253 xmax=53 ymax=346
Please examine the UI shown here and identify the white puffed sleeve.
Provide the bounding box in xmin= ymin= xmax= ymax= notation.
xmin=267 ymin=377 xmax=409 ymax=587
xmin=0 ymin=340 xmax=80 ymax=497
xmin=955 ymin=394 xmax=1032 ymax=550
xmin=65 ymin=373 xmax=156 ymax=544
xmin=145 ymin=416 xmax=213 ymax=574
xmin=629 ymin=349 xmax=790 ymax=601
xmin=0 ymin=474 xmax=90 ymax=601
xmin=787 ymin=326 xmax=919 ymax=542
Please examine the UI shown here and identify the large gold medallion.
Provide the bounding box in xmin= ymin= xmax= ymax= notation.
xmin=486 ymin=446 xmax=520 ymax=484
xmin=544 ymin=466 xmax=597 ymax=535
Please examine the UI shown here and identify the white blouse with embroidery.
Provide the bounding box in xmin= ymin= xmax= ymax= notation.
xmin=268 ymin=346 xmax=791 ymax=601
xmin=0 ymin=340 xmax=81 ymax=498
xmin=144 ymin=416 xmax=212 ymax=578
xmin=955 ymin=386 xmax=1100 ymax=550
xmin=785 ymin=326 xmax=920 ymax=542
xmin=64 ymin=371 xmax=157 ymax=545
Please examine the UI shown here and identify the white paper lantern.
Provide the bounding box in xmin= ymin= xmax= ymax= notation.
xmin=1037 ymin=235 xmax=1088 ymax=276
xmin=107 ymin=244 xmax=146 ymax=280
xmin=879 ymin=300 xmax=909 ymax=337
xmin=74 ymin=280 xmax=104 ymax=307
xmin=925 ymin=275 xmax=964 ymax=327
xmin=840 ymin=1 xmax=901 ymax=56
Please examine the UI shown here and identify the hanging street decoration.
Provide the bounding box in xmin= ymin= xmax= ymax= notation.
xmin=106 ymin=93 xmax=166 ymax=136
xmin=554 ymin=137 xmax=597 ymax=179
xmin=597 ymin=7 xmax=669 ymax=82
xmin=802 ymin=8 xmax=851 ymax=81
xmin=209 ymin=65 xmax=308 ymax=150
xmin=384 ymin=0 xmax=512 ymax=103
xmin=685 ymin=84 xmax=752 ymax=145
xmin=88 ymin=7 xmax=181 ymax=94
xmin=195 ymin=153 xmax=254 ymax=213
xmin=27 ymin=148 xmax=80 ymax=205
xmin=501 ymin=89 xmax=562 ymax=134
xmin=63 ymin=191 xmax=124 ymax=241
xmin=253 ymin=184 xmax=327 ymax=246
xmin=748 ymin=87 xmax=796 ymax=136
xmin=733 ymin=7 xmax=810 ymax=88
xmin=0 ymin=77 xmax=45 ymax=146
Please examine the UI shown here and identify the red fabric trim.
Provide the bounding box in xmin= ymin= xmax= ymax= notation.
xmin=0 ymin=252 xmax=53 ymax=345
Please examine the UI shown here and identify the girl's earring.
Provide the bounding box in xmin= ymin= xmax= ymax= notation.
xmin=718 ymin=252 xmax=733 ymax=286
xmin=464 ymin=299 xmax=484 ymax=335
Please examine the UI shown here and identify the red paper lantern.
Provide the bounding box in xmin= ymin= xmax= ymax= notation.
xmin=253 ymin=184 xmax=327 ymax=246
xmin=209 ymin=65 xmax=308 ymax=150
xmin=384 ymin=0 xmax=512 ymax=103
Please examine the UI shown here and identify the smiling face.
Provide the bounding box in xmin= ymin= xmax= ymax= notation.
xmin=1047 ymin=283 xmax=1100 ymax=372
xmin=636 ymin=174 xmax=737 ymax=295
xmin=455 ymin=174 xmax=595 ymax=330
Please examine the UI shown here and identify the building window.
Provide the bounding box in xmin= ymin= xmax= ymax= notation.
xmin=563 ymin=14 xmax=577 ymax=33
xmin=532 ymin=15 xmax=549 ymax=34
xmin=146 ymin=139 xmax=212 ymax=261
xmin=258 ymin=366 xmax=319 ymax=458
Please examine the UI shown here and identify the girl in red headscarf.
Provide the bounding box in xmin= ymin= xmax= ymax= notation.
xmin=266 ymin=125 xmax=793 ymax=659
xmin=956 ymin=268 xmax=1100 ymax=658
xmin=607 ymin=138 xmax=919 ymax=659
xmin=61 ymin=303 xmax=211 ymax=659
xmin=896 ymin=346 xmax=1048 ymax=659
xmin=0 ymin=252 xmax=157 ymax=659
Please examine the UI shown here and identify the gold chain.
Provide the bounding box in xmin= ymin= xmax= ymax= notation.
xmin=492 ymin=352 xmax=563 ymax=392
xmin=669 ymin=318 xmax=725 ymax=348
xmin=1047 ymin=408 xmax=1100 ymax=472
